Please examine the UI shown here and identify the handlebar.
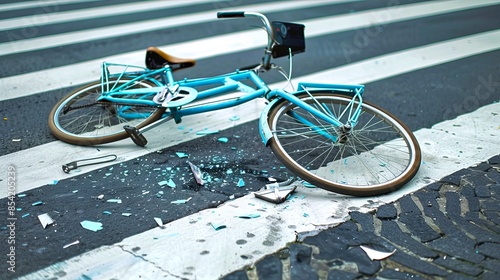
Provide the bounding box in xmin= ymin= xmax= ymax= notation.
xmin=217 ymin=11 xmax=274 ymax=69
xmin=216 ymin=11 xmax=245 ymax=18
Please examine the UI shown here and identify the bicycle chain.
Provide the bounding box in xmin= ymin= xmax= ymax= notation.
xmin=66 ymin=101 xmax=160 ymax=112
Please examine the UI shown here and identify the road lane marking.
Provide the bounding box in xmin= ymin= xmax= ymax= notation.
xmin=2 ymin=0 xmax=500 ymax=101
xmin=0 ymin=0 xmax=351 ymax=53
xmin=2 ymin=29 xmax=499 ymax=198
xmin=0 ymin=0 xmax=99 ymax=12
xmin=0 ymin=0 xmax=226 ymax=31
xmin=19 ymin=102 xmax=500 ymax=279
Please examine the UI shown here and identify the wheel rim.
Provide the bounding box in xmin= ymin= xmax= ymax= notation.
xmin=53 ymin=80 xmax=159 ymax=140
xmin=270 ymin=94 xmax=419 ymax=193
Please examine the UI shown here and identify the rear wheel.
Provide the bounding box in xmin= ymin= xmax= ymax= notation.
xmin=48 ymin=79 xmax=166 ymax=146
xmin=267 ymin=92 xmax=421 ymax=196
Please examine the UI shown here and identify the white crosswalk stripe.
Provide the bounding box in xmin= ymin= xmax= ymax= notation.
xmin=1 ymin=0 xmax=499 ymax=100
xmin=1 ymin=1 xmax=499 ymax=279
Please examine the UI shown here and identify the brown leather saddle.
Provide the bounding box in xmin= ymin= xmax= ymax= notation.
xmin=145 ymin=46 xmax=196 ymax=71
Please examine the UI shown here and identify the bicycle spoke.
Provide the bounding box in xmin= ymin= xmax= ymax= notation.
xmin=269 ymin=93 xmax=420 ymax=195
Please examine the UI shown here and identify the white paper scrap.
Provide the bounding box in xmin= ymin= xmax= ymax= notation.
xmin=360 ymin=245 xmax=396 ymax=260
xmin=37 ymin=213 xmax=55 ymax=228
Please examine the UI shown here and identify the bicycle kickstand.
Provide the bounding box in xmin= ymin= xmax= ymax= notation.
xmin=124 ymin=115 xmax=174 ymax=147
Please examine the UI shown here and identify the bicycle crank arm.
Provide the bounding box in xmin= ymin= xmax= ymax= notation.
xmin=123 ymin=115 xmax=174 ymax=147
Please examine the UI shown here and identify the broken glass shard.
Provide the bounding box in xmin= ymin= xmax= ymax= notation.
xmin=38 ymin=213 xmax=55 ymax=228
xmin=236 ymin=213 xmax=260 ymax=219
xmin=80 ymin=220 xmax=103 ymax=232
xmin=360 ymin=245 xmax=396 ymax=260
xmin=187 ymin=161 xmax=204 ymax=185
xmin=176 ymin=152 xmax=188 ymax=158
xmin=171 ymin=197 xmax=192 ymax=204
xmin=63 ymin=240 xmax=80 ymax=249
xmin=218 ymin=137 xmax=229 ymax=143
xmin=237 ymin=178 xmax=245 ymax=187
xmin=154 ymin=217 xmax=163 ymax=227
xmin=196 ymin=129 xmax=219 ymax=135
xmin=210 ymin=222 xmax=226 ymax=231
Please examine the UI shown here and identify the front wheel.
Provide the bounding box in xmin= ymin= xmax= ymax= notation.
xmin=48 ymin=79 xmax=166 ymax=146
xmin=267 ymin=93 xmax=421 ymax=196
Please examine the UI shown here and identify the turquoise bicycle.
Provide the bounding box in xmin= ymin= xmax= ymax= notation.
xmin=48 ymin=12 xmax=421 ymax=196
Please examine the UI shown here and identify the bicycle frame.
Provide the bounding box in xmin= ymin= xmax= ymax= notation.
xmin=48 ymin=11 xmax=421 ymax=196
xmin=97 ymin=61 xmax=365 ymax=146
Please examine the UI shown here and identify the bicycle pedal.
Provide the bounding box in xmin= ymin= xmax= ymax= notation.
xmin=123 ymin=125 xmax=148 ymax=147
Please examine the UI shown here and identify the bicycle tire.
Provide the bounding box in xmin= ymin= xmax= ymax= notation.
xmin=48 ymin=79 xmax=166 ymax=146
xmin=267 ymin=92 xmax=421 ymax=196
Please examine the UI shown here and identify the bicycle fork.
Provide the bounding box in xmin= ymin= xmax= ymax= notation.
xmin=258 ymin=83 xmax=364 ymax=146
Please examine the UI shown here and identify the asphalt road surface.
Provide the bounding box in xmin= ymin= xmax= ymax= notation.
xmin=0 ymin=0 xmax=499 ymax=279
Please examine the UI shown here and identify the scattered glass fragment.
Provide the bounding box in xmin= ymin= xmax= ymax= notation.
xmin=106 ymin=199 xmax=122 ymax=203
xmin=22 ymin=213 xmax=30 ymax=218
xmin=218 ymin=137 xmax=229 ymax=143
xmin=360 ymin=245 xmax=396 ymax=260
xmin=97 ymin=194 xmax=104 ymax=200
xmin=176 ymin=152 xmax=188 ymax=158
xmin=158 ymin=180 xmax=169 ymax=186
xmin=237 ymin=178 xmax=245 ymax=187
xmin=166 ymin=179 xmax=176 ymax=188
xmin=63 ymin=240 xmax=80 ymax=249
xmin=153 ymin=233 xmax=179 ymax=239
xmin=303 ymin=212 xmax=309 ymax=217
xmin=158 ymin=179 xmax=176 ymax=188
xmin=12 ymin=139 xmax=21 ymax=142
xmin=229 ymin=116 xmax=240 ymax=121
xmin=154 ymin=217 xmax=163 ymax=227
xmin=187 ymin=161 xmax=204 ymax=185
xmin=210 ymin=222 xmax=226 ymax=231
xmin=50 ymin=180 xmax=59 ymax=185
xmin=32 ymin=201 xmax=43 ymax=206
xmin=171 ymin=197 xmax=192 ymax=204
xmin=103 ymin=211 xmax=112 ymax=215
xmin=226 ymin=169 xmax=234 ymax=175
xmin=72 ymin=190 xmax=79 ymax=193
xmin=122 ymin=213 xmax=132 ymax=217
xmin=236 ymin=214 xmax=260 ymax=219
xmin=38 ymin=213 xmax=55 ymax=228
xmin=18 ymin=194 xmax=26 ymax=198
xmin=80 ymin=220 xmax=103 ymax=232
xmin=302 ymin=182 xmax=317 ymax=188
xmin=196 ymin=129 xmax=219 ymax=135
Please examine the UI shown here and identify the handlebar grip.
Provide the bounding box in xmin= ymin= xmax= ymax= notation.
xmin=217 ymin=11 xmax=245 ymax=18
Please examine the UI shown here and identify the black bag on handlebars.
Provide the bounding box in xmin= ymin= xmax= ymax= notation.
xmin=271 ymin=21 xmax=305 ymax=58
